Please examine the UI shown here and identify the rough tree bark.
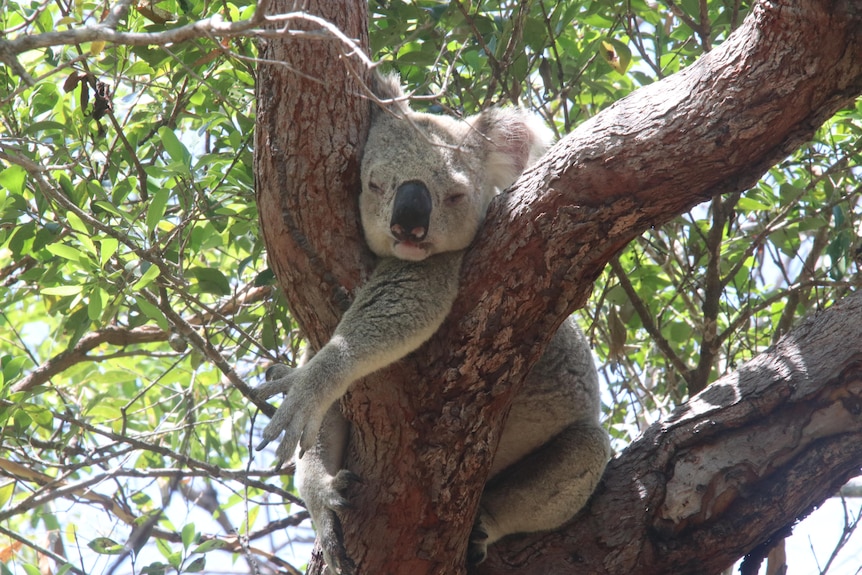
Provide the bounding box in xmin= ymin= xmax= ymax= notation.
xmin=254 ymin=0 xmax=862 ymax=574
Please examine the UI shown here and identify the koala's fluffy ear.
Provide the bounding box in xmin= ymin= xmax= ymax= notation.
xmin=471 ymin=108 xmax=554 ymax=191
xmin=370 ymin=71 xmax=410 ymax=117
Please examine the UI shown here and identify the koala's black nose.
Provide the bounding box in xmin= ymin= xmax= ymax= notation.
xmin=391 ymin=180 xmax=432 ymax=242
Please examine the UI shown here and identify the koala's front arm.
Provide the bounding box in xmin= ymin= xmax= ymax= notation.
xmin=256 ymin=251 xmax=463 ymax=460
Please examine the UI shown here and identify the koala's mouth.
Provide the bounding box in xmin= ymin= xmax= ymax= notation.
xmin=392 ymin=239 xmax=431 ymax=261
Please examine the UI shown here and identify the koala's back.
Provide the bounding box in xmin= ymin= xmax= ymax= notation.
xmin=490 ymin=318 xmax=600 ymax=477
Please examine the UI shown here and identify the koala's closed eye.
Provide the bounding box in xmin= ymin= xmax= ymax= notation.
xmin=444 ymin=193 xmax=465 ymax=206
xmin=368 ymin=181 xmax=385 ymax=194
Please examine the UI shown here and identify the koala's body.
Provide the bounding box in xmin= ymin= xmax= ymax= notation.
xmin=255 ymin=74 xmax=610 ymax=573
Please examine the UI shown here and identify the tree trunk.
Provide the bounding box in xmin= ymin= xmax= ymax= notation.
xmin=253 ymin=0 xmax=862 ymax=573
xmin=254 ymin=0 xmax=372 ymax=350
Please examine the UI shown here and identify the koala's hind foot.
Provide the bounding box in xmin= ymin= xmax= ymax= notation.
xmin=297 ymin=408 xmax=359 ymax=575
xmin=468 ymin=422 xmax=610 ymax=564
xmin=467 ymin=520 xmax=491 ymax=565
xmin=312 ymin=469 xmax=361 ymax=575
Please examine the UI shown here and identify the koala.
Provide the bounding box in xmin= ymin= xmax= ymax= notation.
xmin=254 ymin=73 xmax=610 ymax=573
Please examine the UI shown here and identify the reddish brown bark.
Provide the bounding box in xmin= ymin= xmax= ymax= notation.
xmin=254 ymin=0 xmax=372 ymax=350
xmin=253 ymin=0 xmax=862 ymax=573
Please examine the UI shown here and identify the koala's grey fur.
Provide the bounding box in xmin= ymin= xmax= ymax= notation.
xmin=255 ymin=73 xmax=610 ymax=573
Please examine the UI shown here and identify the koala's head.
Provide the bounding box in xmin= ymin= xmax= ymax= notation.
xmin=360 ymin=74 xmax=552 ymax=262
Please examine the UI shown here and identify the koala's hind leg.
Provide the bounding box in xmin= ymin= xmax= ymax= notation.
xmin=296 ymin=406 xmax=360 ymax=575
xmin=468 ymin=423 xmax=610 ymax=565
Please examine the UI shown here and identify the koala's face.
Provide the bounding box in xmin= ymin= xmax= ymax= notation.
xmin=360 ymin=112 xmax=495 ymax=261
xmin=359 ymin=75 xmax=551 ymax=262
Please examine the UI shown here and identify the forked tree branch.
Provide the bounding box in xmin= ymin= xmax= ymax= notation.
xmin=251 ymin=0 xmax=862 ymax=569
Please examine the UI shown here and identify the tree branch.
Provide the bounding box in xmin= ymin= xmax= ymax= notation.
xmin=482 ymin=290 xmax=862 ymax=574
xmin=336 ymin=0 xmax=862 ymax=572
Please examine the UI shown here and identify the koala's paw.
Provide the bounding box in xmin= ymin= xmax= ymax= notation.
xmin=254 ymin=365 xmax=322 ymax=458
xmin=325 ymin=469 xmax=363 ymax=511
xmin=467 ymin=518 xmax=490 ymax=565
xmin=254 ymin=363 xmax=296 ymax=400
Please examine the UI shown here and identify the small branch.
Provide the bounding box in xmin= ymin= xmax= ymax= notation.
xmin=2 ymin=11 xmax=372 ymax=67
xmin=663 ymin=0 xmax=710 ymax=50
xmin=609 ymin=256 xmax=693 ymax=387
xmin=101 ymin=0 xmax=135 ymax=29
xmin=0 ymin=525 xmax=87 ymax=575
xmin=689 ymin=193 xmax=733 ymax=394
xmin=11 ymin=326 xmax=167 ymax=393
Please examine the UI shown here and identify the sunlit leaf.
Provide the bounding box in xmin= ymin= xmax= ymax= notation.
xmin=0 ymin=166 xmax=27 ymax=194
xmin=41 ymin=285 xmax=83 ymax=296
xmin=181 ymin=523 xmax=196 ymax=550
xmin=133 ymin=263 xmax=161 ymax=291
xmin=0 ymin=482 xmax=15 ymax=511
xmin=147 ymin=188 xmax=170 ymax=235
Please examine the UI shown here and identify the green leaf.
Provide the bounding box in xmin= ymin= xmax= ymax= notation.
xmin=190 ymin=267 xmax=231 ymax=296
xmin=736 ymin=197 xmax=771 ymax=211
xmin=41 ymin=285 xmax=83 ymax=297
xmin=191 ymin=539 xmax=228 ymax=554
xmin=87 ymin=287 xmax=105 ymax=321
xmin=140 ymin=563 xmax=168 ymax=575
xmin=2 ymin=355 xmax=28 ymax=384
xmin=147 ymin=188 xmax=170 ymax=235
xmin=92 ymin=200 xmax=128 ymax=221
xmin=155 ymin=537 xmax=173 ymax=560
xmin=133 ymin=264 xmax=161 ymax=291
xmin=88 ymin=537 xmax=125 ymax=555
xmin=0 ymin=165 xmax=27 ymax=194
xmin=65 ymin=211 xmax=89 ymax=235
xmin=98 ymin=237 xmax=119 ymax=267
xmin=0 ymin=481 xmax=14 ymax=509
xmin=181 ymin=523 xmax=196 ymax=550
xmin=46 ymin=243 xmax=85 ymax=262
xmin=135 ymin=295 xmax=170 ymax=330
xmin=25 ymin=404 xmax=53 ymax=429
xmin=239 ymin=505 xmax=259 ymax=535
xmin=184 ymin=557 xmax=206 ymax=572
xmin=253 ymin=268 xmax=275 ymax=287
xmin=158 ymin=126 xmax=191 ymax=168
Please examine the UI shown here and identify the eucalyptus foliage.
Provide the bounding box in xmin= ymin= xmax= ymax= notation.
xmin=0 ymin=0 xmax=859 ymax=573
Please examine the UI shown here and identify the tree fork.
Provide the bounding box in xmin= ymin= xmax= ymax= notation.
xmin=253 ymin=0 xmax=862 ymax=573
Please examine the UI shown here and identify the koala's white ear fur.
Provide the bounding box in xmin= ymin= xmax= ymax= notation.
xmin=370 ymin=72 xmax=410 ymax=116
xmin=471 ymin=108 xmax=553 ymax=191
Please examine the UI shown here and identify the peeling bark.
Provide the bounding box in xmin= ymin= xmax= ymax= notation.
xmin=253 ymin=0 xmax=862 ymax=573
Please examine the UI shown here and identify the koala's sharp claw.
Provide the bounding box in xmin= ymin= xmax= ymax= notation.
xmin=255 ymin=438 xmax=270 ymax=451
xmin=299 ymin=427 xmax=317 ymax=458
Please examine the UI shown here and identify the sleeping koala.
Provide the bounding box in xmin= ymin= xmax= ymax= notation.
xmin=255 ymin=73 xmax=610 ymax=573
